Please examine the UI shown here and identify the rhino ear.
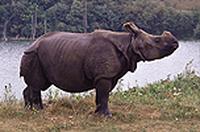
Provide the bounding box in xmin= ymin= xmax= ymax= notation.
xmin=123 ymin=22 xmax=140 ymax=36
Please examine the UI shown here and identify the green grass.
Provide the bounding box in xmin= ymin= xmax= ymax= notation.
xmin=1 ymin=70 xmax=200 ymax=131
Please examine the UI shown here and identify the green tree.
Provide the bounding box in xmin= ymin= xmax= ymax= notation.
xmin=0 ymin=0 xmax=200 ymax=40
xmin=0 ymin=0 xmax=25 ymax=41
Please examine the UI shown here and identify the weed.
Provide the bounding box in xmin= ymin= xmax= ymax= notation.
xmin=46 ymin=88 xmax=60 ymax=103
xmin=3 ymin=83 xmax=16 ymax=104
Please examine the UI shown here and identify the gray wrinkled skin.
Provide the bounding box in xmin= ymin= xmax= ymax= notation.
xmin=20 ymin=22 xmax=178 ymax=116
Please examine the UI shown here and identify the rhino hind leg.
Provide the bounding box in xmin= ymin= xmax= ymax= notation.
xmin=23 ymin=74 xmax=51 ymax=110
xmin=23 ymin=87 xmax=31 ymax=108
xmin=22 ymin=53 xmax=51 ymax=110
xmin=23 ymin=87 xmax=44 ymax=110
xmin=95 ymin=79 xmax=112 ymax=117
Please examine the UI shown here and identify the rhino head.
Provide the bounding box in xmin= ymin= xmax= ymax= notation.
xmin=123 ymin=22 xmax=179 ymax=61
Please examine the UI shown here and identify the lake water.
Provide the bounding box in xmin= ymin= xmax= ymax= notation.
xmin=0 ymin=41 xmax=200 ymax=99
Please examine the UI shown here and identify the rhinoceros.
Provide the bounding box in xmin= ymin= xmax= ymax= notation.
xmin=20 ymin=22 xmax=178 ymax=116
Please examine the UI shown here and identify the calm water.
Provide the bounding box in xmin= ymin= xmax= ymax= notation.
xmin=0 ymin=41 xmax=200 ymax=99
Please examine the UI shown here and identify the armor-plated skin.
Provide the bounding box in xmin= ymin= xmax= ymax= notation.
xmin=20 ymin=22 xmax=178 ymax=116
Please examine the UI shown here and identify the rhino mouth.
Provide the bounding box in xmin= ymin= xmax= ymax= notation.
xmin=160 ymin=43 xmax=178 ymax=57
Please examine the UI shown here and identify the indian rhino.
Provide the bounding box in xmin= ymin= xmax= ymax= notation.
xmin=20 ymin=22 xmax=178 ymax=117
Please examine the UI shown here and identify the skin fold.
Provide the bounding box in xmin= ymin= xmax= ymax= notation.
xmin=20 ymin=22 xmax=179 ymax=117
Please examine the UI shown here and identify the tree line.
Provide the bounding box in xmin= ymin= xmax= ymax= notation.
xmin=0 ymin=0 xmax=200 ymax=41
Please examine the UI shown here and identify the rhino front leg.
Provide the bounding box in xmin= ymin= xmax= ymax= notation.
xmin=95 ymin=79 xmax=112 ymax=117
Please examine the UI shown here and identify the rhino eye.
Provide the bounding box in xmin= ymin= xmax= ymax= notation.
xmin=154 ymin=37 xmax=161 ymax=43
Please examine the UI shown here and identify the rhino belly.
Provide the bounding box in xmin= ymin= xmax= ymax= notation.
xmin=51 ymin=72 xmax=94 ymax=93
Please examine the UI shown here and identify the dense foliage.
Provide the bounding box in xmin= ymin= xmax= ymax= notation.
xmin=0 ymin=0 xmax=200 ymax=40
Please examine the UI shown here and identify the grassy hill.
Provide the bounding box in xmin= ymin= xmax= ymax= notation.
xmin=0 ymin=70 xmax=200 ymax=131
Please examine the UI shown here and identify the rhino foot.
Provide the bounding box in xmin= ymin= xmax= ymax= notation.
xmin=95 ymin=108 xmax=112 ymax=117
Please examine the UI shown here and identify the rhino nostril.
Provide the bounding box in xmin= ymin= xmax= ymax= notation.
xmin=174 ymin=41 xmax=178 ymax=45
xmin=172 ymin=41 xmax=179 ymax=49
